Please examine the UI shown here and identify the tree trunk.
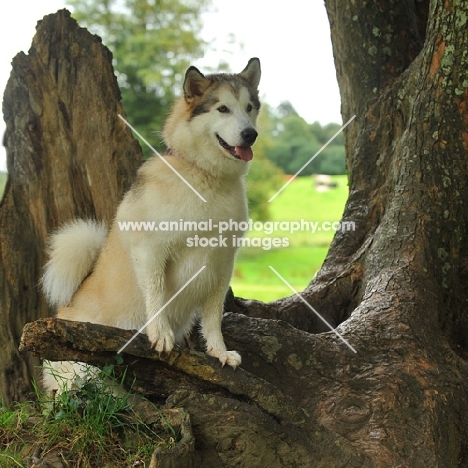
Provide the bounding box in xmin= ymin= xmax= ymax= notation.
xmin=6 ymin=2 xmax=468 ymax=466
xmin=0 ymin=9 xmax=142 ymax=403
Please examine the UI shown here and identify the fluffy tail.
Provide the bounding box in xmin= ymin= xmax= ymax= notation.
xmin=42 ymin=219 xmax=108 ymax=308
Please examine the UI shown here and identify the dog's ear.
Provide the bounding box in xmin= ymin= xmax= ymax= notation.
xmin=183 ymin=66 xmax=211 ymax=100
xmin=239 ymin=58 xmax=261 ymax=89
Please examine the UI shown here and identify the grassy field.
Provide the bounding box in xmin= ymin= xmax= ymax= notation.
xmin=232 ymin=175 xmax=349 ymax=302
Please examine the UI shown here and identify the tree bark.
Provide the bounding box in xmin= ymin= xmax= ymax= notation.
xmin=0 ymin=9 xmax=142 ymax=403
xmin=5 ymin=2 xmax=468 ymax=466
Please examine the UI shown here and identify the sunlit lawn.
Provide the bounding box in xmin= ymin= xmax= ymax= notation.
xmin=231 ymin=175 xmax=349 ymax=302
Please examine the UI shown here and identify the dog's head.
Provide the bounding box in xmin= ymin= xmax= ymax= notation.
xmin=163 ymin=59 xmax=261 ymax=177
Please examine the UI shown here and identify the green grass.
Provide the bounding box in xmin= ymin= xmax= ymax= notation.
xmin=0 ymin=362 xmax=177 ymax=467
xmin=232 ymin=175 xmax=349 ymax=302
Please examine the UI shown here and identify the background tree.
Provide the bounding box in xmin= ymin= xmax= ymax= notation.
xmin=246 ymin=103 xmax=284 ymax=221
xmin=264 ymin=102 xmax=346 ymax=175
xmin=0 ymin=10 xmax=142 ymax=403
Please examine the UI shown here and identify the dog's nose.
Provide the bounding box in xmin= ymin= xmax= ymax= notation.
xmin=241 ymin=128 xmax=258 ymax=145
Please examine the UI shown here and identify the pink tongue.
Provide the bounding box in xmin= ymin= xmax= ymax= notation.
xmin=235 ymin=146 xmax=253 ymax=162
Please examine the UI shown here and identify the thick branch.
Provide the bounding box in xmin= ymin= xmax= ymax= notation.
xmin=20 ymin=317 xmax=305 ymax=423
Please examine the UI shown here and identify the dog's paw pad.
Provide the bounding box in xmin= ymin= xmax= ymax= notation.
xmin=218 ymin=350 xmax=242 ymax=368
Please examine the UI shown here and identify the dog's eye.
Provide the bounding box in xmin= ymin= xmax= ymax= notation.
xmin=246 ymin=104 xmax=253 ymax=112
xmin=218 ymin=105 xmax=230 ymax=113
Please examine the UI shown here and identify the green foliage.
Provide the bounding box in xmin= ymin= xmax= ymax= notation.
xmin=318 ymin=145 xmax=346 ymax=175
xmin=264 ymin=102 xmax=347 ymax=176
xmin=0 ymin=361 xmax=177 ymax=467
xmin=66 ymin=0 xmax=210 ymax=156
xmin=247 ymin=159 xmax=283 ymax=221
xmin=266 ymin=114 xmax=322 ymax=175
xmin=247 ymin=104 xmax=284 ymax=221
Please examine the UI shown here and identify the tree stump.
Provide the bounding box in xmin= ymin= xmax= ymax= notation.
xmin=0 ymin=9 xmax=142 ymax=402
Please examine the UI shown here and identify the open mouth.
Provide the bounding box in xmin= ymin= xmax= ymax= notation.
xmin=216 ymin=134 xmax=253 ymax=162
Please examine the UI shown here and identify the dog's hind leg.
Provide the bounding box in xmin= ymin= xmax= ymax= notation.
xmin=42 ymin=360 xmax=99 ymax=394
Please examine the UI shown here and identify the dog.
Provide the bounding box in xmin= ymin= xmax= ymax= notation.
xmin=42 ymin=58 xmax=261 ymax=392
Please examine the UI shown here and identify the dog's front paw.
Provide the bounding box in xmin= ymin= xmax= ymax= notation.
xmin=146 ymin=325 xmax=175 ymax=353
xmin=208 ymin=349 xmax=242 ymax=368
xmin=222 ymin=350 xmax=242 ymax=368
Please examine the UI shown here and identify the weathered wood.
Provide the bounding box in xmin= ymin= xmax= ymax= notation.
xmin=148 ymin=408 xmax=195 ymax=468
xmin=0 ymin=9 xmax=142 ymax=402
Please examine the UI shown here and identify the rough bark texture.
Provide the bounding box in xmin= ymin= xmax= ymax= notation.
xmin=5 ymin=2 xmax=468 ymax=466
xmin=0 ymin=10 xmax=142 ymax=403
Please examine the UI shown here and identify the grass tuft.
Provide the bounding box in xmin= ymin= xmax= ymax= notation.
xmin=0 ymin=361 xmax=177 ymax=467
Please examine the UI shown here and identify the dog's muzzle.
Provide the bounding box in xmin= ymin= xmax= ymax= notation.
xmin=217 ymin=129 xmax=257 ymax=162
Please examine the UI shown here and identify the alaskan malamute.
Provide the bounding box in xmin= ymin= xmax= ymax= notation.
xmin=42 ymin=58 xmax=261 ymax=391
